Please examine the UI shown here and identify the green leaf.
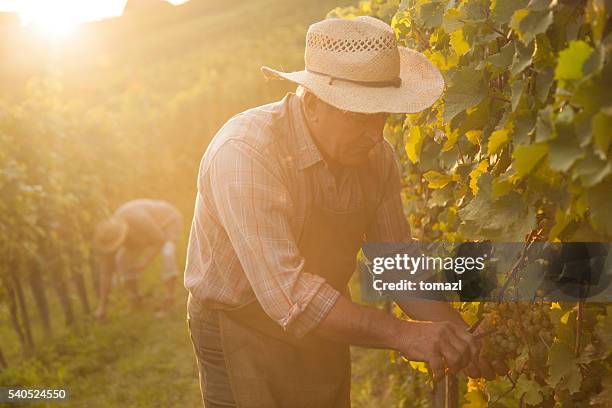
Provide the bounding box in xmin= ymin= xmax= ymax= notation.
xmin=548 ymin=137 xmax=583 ymax=172
xmin=535 ymin=106 xmax=554 ymax=142
xmin=405 ymin=126 xmax=424 ymax=164
xmin=513 ymin=143 xmax=548 ymax=177
xmin=513 ymin=111 xmax=536 ymax=145
xmin=574 ymin=154 xmax=611 ymax=187
xmin=488 ymin=42 xmax=515 ymax=69
xmin=487 ymin=129 xmax=510 ymax=155
xmin=490 ymin=0 xmax=529 ymax=25
xmin=417 ymin=0 xmax=445 ymax=29
xmin=428 ymin=185 xmax=454 ymax=207
xmin=443 ymin=69 xmax=487 ymax=124
xmin=511 ymin=40 xmax=535 ymax=76
xmin=535 ymin=69 xmax=554 ymax=103
xmin=511 ymin=79 xmax=524 ymax=112
xmin=514 ymin=9 xmax=554 ymax=45
xmin=442 ymin=8 xmax=465 ymax=33
xmin=547 ymin=342 xmax=583 ymax=394
xmin=450 ymin=29 xmax=470 ymax=57
xmin=555 ymin=40 xmax=594 ymax=81
xmin=516 ymin=373 xmax=544 ymax=406
xmin=458 ymin=174 xmax=535 ymax=240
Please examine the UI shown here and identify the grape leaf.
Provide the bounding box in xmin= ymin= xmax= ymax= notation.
xmin=490 ymin=0 xmax=529 ymax=25
xmin=465 ymin=130 xmax=483 ymax=145
xmin=442 ymin=8 xmax=465 ymax=33
xmin=535 ymin=106 xmax=553 ymax=142
xmin=416 ymin=0 xmax=445 ymax=29
xmin=548 ymin=130 xmax=584 ymax=172
xmin=405 ymin=126 xmax=423 ymax=164
xmin=535 ymin=69 xmax=554 ymax=103
xmin=516 ymin=373 xmax=544 ymax=405
xmin=450 ymin=29 xmax=470 ymax=56
xmin=514 ymin=9 xmax=554 ymax=45
xmin=511 ymin=79 xmax=524 ymax=112
xmin=487 ymin=129 xmax=510 ymax=155
xmin=423 ymin=170 xmax=454 ymax=189
xmin=443 ymin=69 xmax=487 ymax=124
xmin=547 ymin=342 xmax=583 ymax=394
xmin=442 ymin=128 xmax=459 ymax=152
xmin=555 ymin=40 xmax=593 ymax=81
xmin=488 ymin=41 xmax=515 ymax=69
xmin=511 ymin=41 xmax=535 ymax=76
xmin=513 ymin=143 xmax=548 ymax=177
xmin=469 ymin=160 xmax=489 ymax=194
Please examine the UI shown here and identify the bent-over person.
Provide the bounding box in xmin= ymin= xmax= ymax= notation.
xmin=93 ymin=198 xmax=183 ymax=320
xmin=185 ymin=16 xmax=505 ymax=408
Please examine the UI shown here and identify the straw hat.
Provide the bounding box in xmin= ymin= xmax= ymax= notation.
xmin=93 ymin=218 xmax=128 ymax=254
xmin=261 ymin=16 xmax=444 ymax=114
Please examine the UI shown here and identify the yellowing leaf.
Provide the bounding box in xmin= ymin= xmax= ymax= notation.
xmin=424 ymin=170 xmax=452 ymax=189
xmin=512 ymin=143 xmax=548 ymax=177
xmin=450 ymin=29 xmax=470 ymax=57
xmin=555 ymin=41 xmax=593 ymax=81
xmin=462 ymin=389 xmax=487 ymax=408
xmin=509 ymin=9 xmax=529 ymax=34
xmin=442 ymin=128 xmax=459 ymax=152
xmin=405 ymin=126 xmax=423 ymax=164
xmin=465 ymin=130 xmax=483 ymax=145
xmin=487 ymin=129 xmax=510 ymax=155
xmin=427 ymin=50 xmax=459 ymax=70
xmin=409 ymin=360 xmax=429 ymax=373
xmin=469 ymin=160 xmax=489 ymax=194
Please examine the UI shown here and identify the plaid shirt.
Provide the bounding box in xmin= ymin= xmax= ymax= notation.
xmin=184 ymin=93 xmax=410 ymax=338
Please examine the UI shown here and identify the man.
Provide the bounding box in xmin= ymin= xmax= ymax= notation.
xmin=185 ymin=16 xmax=503 ymax=408
xmin=93 ymin=198 xmax=183 ymax=320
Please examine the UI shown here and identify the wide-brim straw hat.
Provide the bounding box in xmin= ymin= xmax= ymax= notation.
xmin=261 ymin=16 xmax=444 ymax=114
xmin=93 ymin=218 xmax=128 ymax=255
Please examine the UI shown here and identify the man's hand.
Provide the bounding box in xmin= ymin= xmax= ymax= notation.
xmin=394 ymin=320 xmax=480 ymax=381
xmin=463 ymin=355 xmax=508 ymax=380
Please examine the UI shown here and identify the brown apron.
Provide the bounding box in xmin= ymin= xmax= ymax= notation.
xmin=217 ymin=165 xmax=379 ymax=408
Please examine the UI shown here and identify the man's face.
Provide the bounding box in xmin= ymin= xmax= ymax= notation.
xmin=303 ymin=92 xmax=389 ymax=166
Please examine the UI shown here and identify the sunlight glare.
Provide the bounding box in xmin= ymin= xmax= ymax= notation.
xmin=18 ymin=1 xmax=81 ymax=39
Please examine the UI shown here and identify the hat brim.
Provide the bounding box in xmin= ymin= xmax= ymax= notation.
xmin=261 ymin=47 xmax=444 ymax=114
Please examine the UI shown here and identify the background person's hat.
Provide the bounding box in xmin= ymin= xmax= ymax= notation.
xmin=261 ymin=16 xmax=444 ymax=114
xmin=93 ymin=218 xmax=128 ymax=254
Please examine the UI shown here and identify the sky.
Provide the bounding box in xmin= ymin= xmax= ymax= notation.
xmin=0 ymin=0 xmax=189 ymax=37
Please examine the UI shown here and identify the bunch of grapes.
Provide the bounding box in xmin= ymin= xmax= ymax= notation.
xmin=479 ymin=301 xmax=554 ymax=361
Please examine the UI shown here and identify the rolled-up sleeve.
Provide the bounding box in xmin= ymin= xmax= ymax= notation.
xmin=204 ymin=139 xmax=340 ymax=338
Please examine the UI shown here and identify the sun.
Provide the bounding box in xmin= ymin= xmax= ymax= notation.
xmin=18 ymin=2 xmax=80 ymax=39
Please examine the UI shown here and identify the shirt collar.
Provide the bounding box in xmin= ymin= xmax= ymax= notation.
xmin=287 ymin=93 xmax=323 ymax=170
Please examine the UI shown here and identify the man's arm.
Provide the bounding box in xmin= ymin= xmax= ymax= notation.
xmin=313 ymin=295 xmax=479 ymax=381
xmin=364 ymin=142 xmax=499 ymax=378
